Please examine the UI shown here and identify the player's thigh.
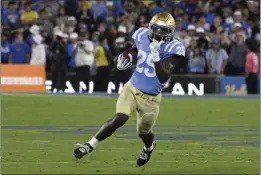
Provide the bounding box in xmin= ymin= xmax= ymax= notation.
xmin=136 ymin=95 xmax=161 ymax=134
xmin=116 ymin=82 xmax=137 ymax=116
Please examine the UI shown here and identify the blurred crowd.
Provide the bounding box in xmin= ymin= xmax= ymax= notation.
xmin=1 ymin=0 xmax=260 ymax=92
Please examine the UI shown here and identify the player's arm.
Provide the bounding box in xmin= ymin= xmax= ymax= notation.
xmin=153 ymin=54 xmax=184 ymax=83
xmin=150 ymin=40 xmax=185 ymax=83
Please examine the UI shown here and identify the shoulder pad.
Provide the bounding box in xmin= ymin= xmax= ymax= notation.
xmin=132 ymin=27 xmax=149 ymax=43
xmin=164 ymin=40 xmax=185 ymax=57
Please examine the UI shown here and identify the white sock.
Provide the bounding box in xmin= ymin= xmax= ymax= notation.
xmin=88 ymin=137 xmax=99 ymax=148
xmin=144 ymin=144 xmax=154 ymax=152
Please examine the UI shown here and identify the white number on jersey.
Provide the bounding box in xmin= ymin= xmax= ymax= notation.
xmin=136 ymin=50 xmax=156 ymax=78
xmin=176 ymin=46 xmax=185 ymax=56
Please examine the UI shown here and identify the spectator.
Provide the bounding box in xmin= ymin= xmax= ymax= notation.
xmin=161 ymin=0 xmax=175 ymax=12
xmin=67 ymin=33 xmax=77 ymax=68
xmin=174 ymin=17 xmax=184 ymax=34
xmin=233 ymin=10 xmax=251 ymax=37
xmin=254 ymin=33 xmax=260 ymax=52
xmin=177 ymin=0 xmax=198 ymax=17
xmin=206 ymin=39 xmax=228 ymax=75
xmin=9 ymin=25 xmax=28 ymax=46
xmin=90 ymin=31 xmax=100 ymax=76
xmin=20 ymin=2 xmax=39 ymax=26
xmin=91 ymin=1 xmax=107 ymax=20
xmin=64 ymin=0 xmax=79 ymax=17
xmin=114 ymin=26 xmax=128 ymax=55
xmin=223 ymin=16 xmax=234 ymax=32
xmin=171 ymin=6 xmax=184 ymax=19
xmin=247 ymin=0 xmax=260 ymax=16
xmin=105 ymin=1 xmax=115 ymax=29
xmin=95 ymin=35 xmax=112 ymax=92
xmin=135 ymin=14 xmax=149 ymax=29
xmin=221 ymin=5 xmax=233 ymax=20
xmin=181 ymin=13 xmax=190 ymax=29
xmin=229 ymin=22 xmax=245 ymax=41
xmin=2 ymin=1 xmax=20 ymax=28
xmin=209 ymin=15 xmax=224 ymax=35
xmin=10 ymin=34 xmax=31 ymax=64
xmin=73 ymin=33 xmax=94 ymax=91
xmin=139 ymin=5 xmax=150 ymax=21
xmin=76 ymin=4 xmax=94 ymax=32
xmin=94 ymin=20 xmax=107 ymax=37
xmin=26 ymin=24 xmax=40 ymax=45
xmin=245 ymin=39 xmax=259 ymax=94
xmin=227 ymin=32 xmax=248 ymax=75
xmin=32 ymin=0 xmax=41 ymax=12
xmin=64 ymin=16 xmax=77 ymax=35
xmin=180 ymin=24 xmax=196 ymax=48
xmin=187 ymin=24 xmax=196 ymax=37
xmin=179 ymin=28 xmax=191 ymax=48
xmin=196 ymin=14 xmax=210 ymax=32
xmin=79 ymin=0 xmax=92 ymax=9
xmin=220 ymin=31 xmax=231 ymax=53
xmin=49 ymin=32 xmax=69 ymax=92
xmin=248 ymin=16 xmax=260 ymax=40
xmin=36 ymin=9 xmax=54 ymax=38
xmin=56 ymin=6 xmax=68 ymax=29
xmin=149 ymin=1 xmax=165 ymax=16
xmin=196 ymin=27 xmax=209 ymax=51
xmin=91 ymin=31 xmax=100 ymax=51
xmin=118 ymin=15 xmax=135 ymax=35
xmin=18 ymin=0 xmax=41 ymax=12
xmin=29 ymin=25 xmax=46 ymax=65
xmin=123 ymin=0 xmax=139 ymax=24
xmin=1 ymin=0 xmax=9 ymax=16
xmin=1 ymin=33 xmax=11 ymax=64
xmin=205 ymin=3 xmax=215 ymax=25
xmin=187 ymin=39 xmax=206 ymax=74
xmin=77 ymin=23 xmax=89 ymax=40
xmin=43 ymin=3 xmax=60 ymax=18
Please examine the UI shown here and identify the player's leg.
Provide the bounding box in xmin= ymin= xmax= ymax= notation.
xmin=136 ymin=94 xmax=161 ymax=166
xmin=93 ymin=113 xmax=129 ymax=141
xmin=73 ymin=82 xmax=137 ymax=159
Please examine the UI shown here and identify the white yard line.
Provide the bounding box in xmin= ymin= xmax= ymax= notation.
xmin=4 ymin=149 xmax=259 ymax=153
xmin=2 ymin=160 xmax=259 ymax=165
xmin=3 ymin=92 xmax=260 ymax=99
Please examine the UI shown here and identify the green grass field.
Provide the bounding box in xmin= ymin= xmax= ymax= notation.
xmin=2 ymin=94 xmax=260 ymax=174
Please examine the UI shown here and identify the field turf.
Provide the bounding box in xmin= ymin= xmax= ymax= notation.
xmin=2 ymin=94 xmax=260 ymax=174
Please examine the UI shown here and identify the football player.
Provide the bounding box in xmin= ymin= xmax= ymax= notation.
xmin=73 ymin=12 xmax=185 ymax=166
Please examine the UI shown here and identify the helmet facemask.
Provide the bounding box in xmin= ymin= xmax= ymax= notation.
xmin=149 ymin=24 xmax=175 ymax=42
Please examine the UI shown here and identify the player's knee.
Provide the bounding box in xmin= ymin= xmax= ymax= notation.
xmin=110 ymin=113 xmax=129 ymax=128
xmin=137 ymin=121 xmax=154 ymax=135
xmin=138 ymin=127 xmax=153 ymax=135
xmin=138 ymin=130 xmax=151 ymax=135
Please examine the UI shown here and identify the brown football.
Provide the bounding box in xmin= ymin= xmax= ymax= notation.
xmin=122 ymin=47 xmax=138 ymax=64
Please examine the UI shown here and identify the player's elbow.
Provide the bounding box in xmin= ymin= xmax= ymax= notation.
xmin=157 ymin=73 xmax=170 ymax=84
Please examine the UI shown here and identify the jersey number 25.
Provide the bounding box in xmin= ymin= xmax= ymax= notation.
xmin=136 ymin=50 xmax=156 ymax=78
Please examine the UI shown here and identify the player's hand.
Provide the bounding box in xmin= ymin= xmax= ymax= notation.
xmin=116 ymin=54 xmax=132 ymax=70
xmin=150 ymin=39 xmax=164 ymax=62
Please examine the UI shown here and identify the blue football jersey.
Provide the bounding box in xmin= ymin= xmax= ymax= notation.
xmin=130 ymin=27 xmax=185 ymax=95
